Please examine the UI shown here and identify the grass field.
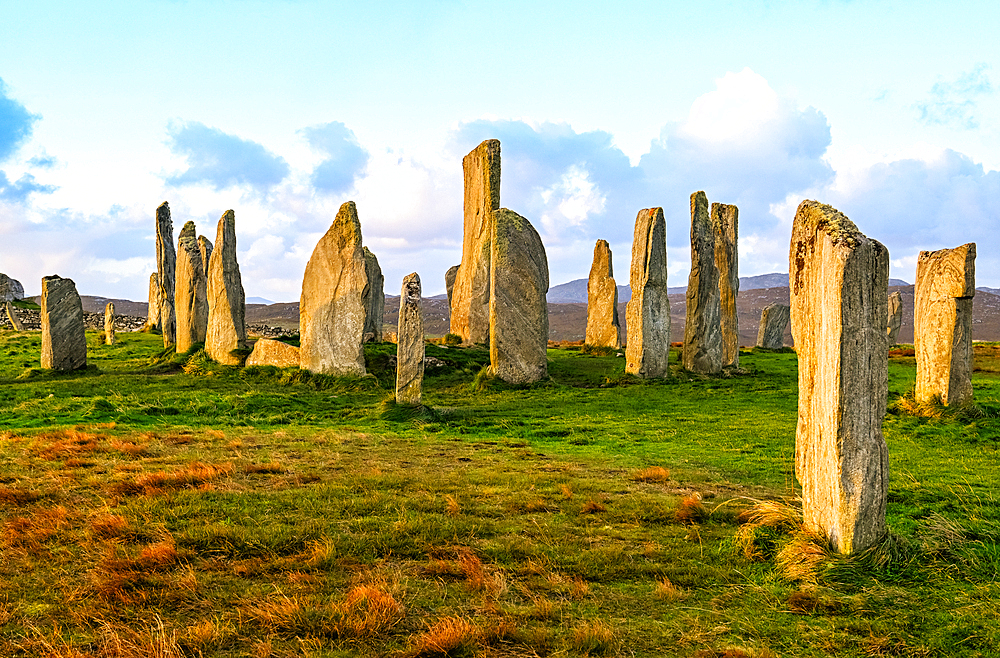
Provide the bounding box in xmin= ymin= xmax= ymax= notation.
xmin=0 ymin=329 xmax=998 ymax=657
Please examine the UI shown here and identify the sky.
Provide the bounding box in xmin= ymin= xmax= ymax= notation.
xmin=1 ymin=0 xmax=998 ymax=303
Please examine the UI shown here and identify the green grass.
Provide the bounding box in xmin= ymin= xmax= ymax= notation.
xmin=0 ymin=328 xmax=998 ymax=656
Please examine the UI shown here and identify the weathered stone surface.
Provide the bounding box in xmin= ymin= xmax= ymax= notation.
xmin=450 ymin=139 xmax=501 ymax=344
xmin=0 ymin=273 xmax=24 ymax=302
xmin=683 ymin=192 xmax=722 ymax=374
xmin=489 ymin=209 xmax=549 ymax=384
xmin=145 ymin=272 xmax=161 ymax=331
xmin=362 ymin=247 xmax=385 ymax=343
xmin=886 ymin=291 xmax=903 ymax=346
xmin=205 ymin=210 xmax=247 ymax=365
xmin=300 ymin=201 xmax=368 ymax=375
xmin=445 ymin=265 xmax=459 ymax=310
xmin=790 ymin=200 xmax=889 ymax=554
xmin=156 ymin=201 xmax=176 ymax=347
xmin=396 ymin=272 xmax=424 ymax=404
xmin=198 ymin=235 xmax=213 ymax=273
xmin=104 ymin=302 xmax=116 ymax=345
xmin=6 ymin=301 xmax=24 ymax=330
xmin=625 ymin=208 xmax=670 ymax=378
xmin=914 ymin=243 xmax=976 ymax=406
xmin=585 ymin=240 xmax=621 ymax=348
xmin=713 ymin=202 xmax=739 ymax=367
xmin=245 ymin=338 xmax=301 ymax=368
xmin=175 ymin=221 xmax=210 ymax=353
xmin=756 ymin=303 xmax=789 ymax=349
xmin=41 ymin=275 xmax=87 ymax=370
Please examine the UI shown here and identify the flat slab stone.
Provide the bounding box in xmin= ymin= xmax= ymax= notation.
xmin=205 ymin=210 xmax=247 ymax=365
xmin=625 ymin=208 xmax=670 ymax=378
xmin=683 ymin=191 xmax=722 ymax=374
xmin=585 ymin=239 xmax=622 ymax=348
xmin=713 ymin=202 xmax=739 ymax=367
xmin=176 ymin=221 xmax=209 ymax=353
xmin=396 ymin=272 xmax=424 ymax=405
xmin=245 ymin=338 xmax=301 ymax=368
xmin=756 ymin=303 xmax=789 ymax=349
xmin=41 ymin=275 xmax=87 ymax=370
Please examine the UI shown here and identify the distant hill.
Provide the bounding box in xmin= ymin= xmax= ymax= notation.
xmin=978 ymin=287 xmax=1000 ymax=296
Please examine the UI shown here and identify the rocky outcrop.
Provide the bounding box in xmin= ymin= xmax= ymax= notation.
xmin=205 ymin=210 xmax=247 ymax=365
xmin=625 ymin=208 xmax=670 ymax=378
xmin=245 ymin=338 xmax=301 ymax=368
xmin=683 ymin=192 xmax=722 ymax=374
xmin=756 ymin=303 xmax=789 ymax=349
xmin=175 ymin=221 xmax=210 ymax=353
xmin=362 ymin=247 xmax=384 ymax=343
xmin=0 ymin=274 xmax=24 ymax=303
xmin=41 ymin=275 xmax=87 ymax=370
xmin=585 ymin=239 xmax=621 ymax=348
xmin=887 ymin=291 xmax=903 ymax=346
xmin=104 ymin=302 xmax=115 ymax=345
xmin=396 ymin=272 xmax=424 ymax=404
xmin=714 ymin=202 xmax=739 ymax=367
xmin=156 ymin=201 xmax=176 ymax=347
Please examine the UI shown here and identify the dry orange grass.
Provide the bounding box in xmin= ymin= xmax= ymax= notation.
xmin=580 ymin=499 xmax=606 ymax=514
xmin=243 ymin=462 xmax=284 ymax=474
xmin=3 ymin=505 xmax=69 ymax=550
xmin=90 ymin=513 xmax=130 ymax=539
xmin=775 ymin=531 xmax=831 ymax=584
xmin=0 ymin=484 xmax=41 ymax=506
xmin=560 ymin=483 xmax=573 ymax=499
xmin=570 ymin=619 xmax=616 ymax=655
xmin=404 ymin=616 xmax=478 ymax=657
xmin=336 ymin=585 xmax=405 ymax=637
xmin=633 ymin=466 xmax=671 ymax=483
xmin=675 ymin=495 xmax=707 ymax=524
xmin=109 ymin=439 xmax=149 ymax=458
xmin=29 ymin=429 xmax=100 ymax=460
xmin=570 ymin=575 xmax=590 ymax=599
xmin=444 ymin=494 xmax=461 ymax=516
xmin=735 ymin=500 xmax=802 ymax=560
xmin=653 ymin=576 xmax=686 ymax=601
xmin=243 ymin=586 xmax=403 ymax=641
xmin=109 ymin=462 xmax=234 ymax=496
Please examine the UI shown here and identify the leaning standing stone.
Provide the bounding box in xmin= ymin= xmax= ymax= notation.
xmin=145 ymin=272 xmax=161 ymax=332
xmin=6 ymin=301 xmax=24 ymax=331
xmin=175 ymin=221 xmax=210 ymax=353
xmin=300 ymin=201 xmax=368 ymax=375
xmin=756 ymin=303 xmax=789 ymax=349
xmin=205 ymin=210 xmax=247 ymax=365
xmin=585 ymin=239 xmax=622 ymax=348
xmin=489 ymin=209 xmax=549 ymax=383
xmin=790 ymin=200 xmax=889 ymax=554
xmin=713 ymin=202 xmax=739 ymax=367
xmin=625 ymin=208 xmax=670 ymax=378
xmin=914 ymin=243 xmax=976 ymax=406
xmin=445 ymin=265 xmax=459 ymax=311
xmin=683 ymin=192 xmax=722 ymax=374
xmin=41 ymin=275 xmax=87 ymax=370
xmin=104 ymin=302 xmax=116 ymax=345
xmin=362 ymin=247 xmax=385 ymax=343
xmin=396 ymin=273 xmax=424 ymax=405
xmin=156 ymin=201 xmax=176 ymax=347
xmin=886 ymin=291 xmax=903 ymax=346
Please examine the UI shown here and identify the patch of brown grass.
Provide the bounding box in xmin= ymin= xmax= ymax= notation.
xmin=29 ymin=429 xmax=100 ymax=460
xmin=109 ymin=462 xmax=234 ymax=496
xmin=569 ymin=575 xmax=590 ymax=599
xmin=243 ymin=462 xmax=284 ymax=475
xmin=404 ymin=616 xmax=478 ymax=657
xmin=0 ymin=484 xmax=41 ymax=506
xmin=242 ymin=586 xmax=403 ymax=641
xmin=735 ymin=500 xmax=801 ymax=560
xmin=337 ymin=585 xmax=405 ymax=637
xmin=653 ymin=576 xmax=686 ymax=601
xmin=570 ymin=619 xmax=616 ymax=656
xmin=444 ymin=494 xmax=461 ymax=516
xmin=90 ymin=513 xmax=130 ymax=539
xmin=581 ymin=499 xmax=606 ymax=514
xmin=560 ymin=483 xmax=573 ymax=499
xmin=3 ymin=505 xmax=69 ymax=550
xmin=776 ymin=531 xmax=831 ymax=584
xmin=109 ymin=439 xmax=149 ymax=458
xmin=633 ymin=466 xmax=671 ymax=483
xmin=675 ymin=495 xmax=707 ymax=524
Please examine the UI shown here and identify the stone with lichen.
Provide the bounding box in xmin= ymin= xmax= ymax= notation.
xmin=625 ymin=208 xmax=670 ymax=378
xmin=396 ymin=272 xmax=424 ymax=404
xmin=585 ymin=239 xmax=621 ymax=348
xmin=713 ymin=202 xmax=739 ymax=367
xmin=156 ymin=201 xmax=176 ymax=347
xmin=245 ymin=338 xmax=301 ymax=368
xmin=683 ymin=191 xmax=722 ymax=374
xmin=205 ymin=210 xmax=247 ymax=365
xmin=362 ymin=247 xmax=384 ymax=343
xmin=886 ymin=291 xmax=903 ymax=346
xmin=41 ymin=275 xmax=87 ymax=370
xmin=176 ymin=221 xmax=210 ymax=353
xmin=756 ymin=303 xmax=789 ymax=349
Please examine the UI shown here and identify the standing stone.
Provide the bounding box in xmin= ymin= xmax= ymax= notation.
xmin=450 ymin=139 xmax=501 ymax=344
xmin=886 ymin=291 xmax=903 ymax=346
xmin=625 ymin=208 xmax=671 ymax=378
xmin=198 ymin=235 xmax=214 ymax=274
xmin=175 ymin=221 xmax=210 ymax=353
xmin=489 ymin=209 xmax=549 ymax=384
xmin=756 ymin=303 xmax=789 ymax=349
xmin=396 ymin=273 xmax=424 ymax=405
xmin=104 ymin=302 xmax=116 ymax=346
xmin=145 ymin=272 xmax=161 ymax=331
xmin=40 ymin=275 xmax=87 ymax=370
xmin=445 ymin=265 xmax=459 ymax=311
xmin=585 ymin=239 xmax=622 ymax=348
xmin=0 ymin=273 xmax=24 ymax=302
xmin=156 ymin=201 xmax=176 ymax=348
xmin=914 ymin=243 xmax=976 ymax=407
xmin=300 ymin=201 xmax=368 ymax=375
xmin=714 ymin=202 xmax=739 ymax=367
xmin=362 ymin=247 xmax=385 ymax=343
xmin=205 ymin=210 xmax=247 ymax=365
xmin=5 ymin=301 xmax=24 ymax=331
xmin=683 ymin=192 xmax=722 ymax=374
xmin=790 ymin=200 xmax=889 ymax=554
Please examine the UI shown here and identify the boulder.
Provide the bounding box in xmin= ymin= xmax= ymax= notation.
xmin=445 ymin=264 xmax=459 ymax=310
xmin=585 ymin=239 xmax=621 ymax=348
xmin=489 ymin=208 xmax=549 ymax=384
xmin=396 ymin=272 xmax=424 ymax=405
xmin=362 ymin=247 xmax=385 ymax=343
xmin=300 ymin=201 xmax=368 ymax=375
xmin=205 ymin=210 xmax=247 ymax=365
xmin=914 ymin=243 xmax=976 ymax=406
xmin=245 ymin=338 xmax=301 ymax=368
xmin=683 ymin=192 xmax=722 ymax=374
xmin=790 ymin=200 xmax=889 ymax=554
xmin=175 ymin=221 xmax=210 ymax=353
xmin=886 ymin=290 xmax=903 ymax=346
xmin=713 ymin=202 xmax=739 ymax=367
xmin=156 ymin=201 xmax=176 ymax=347
xmin=145 ymin=272 xmax=161 ymax=331
xmin=40 ymin=275 xmax=87 ymax=370
xmin=0 ymin=273 xmax=24 ymax=302
xmin=625 ymin=208 xmax=670 ymax=378
xmin=756 ymin=303 xmax=789 ymax=349
xmin=104 ymin=302 xmax=116 ymax=345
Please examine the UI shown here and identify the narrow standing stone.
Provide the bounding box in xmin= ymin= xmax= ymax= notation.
xmin=300 ymin=201 xmax=368 ymax=375
xmin=41 ymin=275 xmax=87 ymax=370
xmin=625 ymin=208 xmax=670 ymax=378
xmin=156 ymin=201 xmax=176 ymax=348
xmin=175 ymin=221 xmax=210 ymax=353
xmin=6 ymin=301 xmax=24 ymax=331
xmin=396 ymin=273 xmax=424 ymax=405
xmin=450 ymin=139 xmax=501 ymax=344
xmin=683 ymin=192 xmax=722 ymax=374
xmin=756 ymin=303 xmax=789 ymax=349
xmin=445 ymin=265 xmax=459 ymax=311
xmin=362 ymin=247 xmax=385 ymax=343
xmin=713 ymin=202 xmax=739 ymax=367
xmin=585 ymin=239 xmax=622 ymax=348
xmin=145 ymin=272 xmax=161 ymax=332
xmin=886 ymin=291 xmax=903 ymax=346
xmin=104 ymin=302 xmax=116 ymax=345
xmin=914 ymin=243 xmax=976 ymax=406
xmin=489 ymin=209 xmax=549 ymax=383
xmin=205 ymin=210 xmax=247 ymax=365
xmin=199 ymin=235 xmax=214 ymax=274
xmin=790 ymin=200 xmax=889 ymax=554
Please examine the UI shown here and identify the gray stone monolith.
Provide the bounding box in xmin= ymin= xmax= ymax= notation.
xmin=156 ymin=201 xmax=176 ymax=348
xmin=625 ymin=208 xmax=670 ymax=378
xmin=489 ymin=209 xmax=548 ymax=383
xmin=104 ymin=302 xmax=115 ymax=345
xmin=445 ymin=265 xmax=459 ymax=311
xmin=450 ymin=139 xmax=500 ymax=344
xmin=585 ymin=239 xmax=622 ymax=348
xmin=790 ymin=200 xmax=889 ymax=555
xmin=40 ymin=275 xmax=86 ymax=370
xmin=0 ymin=274 xmax=24 ymax=302
xmin=714 ymin=202 xmax=739 ymax=367
xmin=914 ymin=243 xmax=976 ymax=407
xmin=199 ymin=235 xmax=214 ymax=274
xmin=205 ymin=210 xmax=247 ymax=365
xmin=887 ymin=291 xmax=903 ymax=346
xmin=176 ymin=221 xmax=210 ymax=354
xmin=396 ymin=272 xmax=424 ymax=405
xmin=300 ymin=201 xmax=368 ymax=375
xmin=6 ymin=301 xmax=24 ymax=331
xmin=756 ymin=303 xmax=789 ymax=349
xmin=683 ymin=192 xmax=722 ymax=374
xmin=245 ymin=338 xmax=301 ymax=368
xmin=362 ymin=247 xmax=384 ymax=343
xmin=145 ymin=272 xmax=161 ymax=332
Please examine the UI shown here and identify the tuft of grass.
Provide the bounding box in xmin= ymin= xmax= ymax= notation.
xmin=633 ymin=465 xmax=671 ymax=483
xmin=570 ymin=619 xmax=617 ymax=656
xmin=404 ymin=616 xmax=478 ymax=658
xmin=675 ymin=494 xmax=707 ymax=524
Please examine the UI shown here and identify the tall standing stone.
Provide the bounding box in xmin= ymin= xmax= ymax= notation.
xmin=489 ymin=209 xmax=549 ymax=384
xmin=156 ymin=201 xmax=176 ymax=348
xmin=205 ymin=210 xmax=247 ymax=365
xmin=585 ymin=239 xmax=622 ymax=348
xmin=914 ymin=243 xmax=976 ymax=407
xmin=625 ymin=208 xmax=670 ymax=378
xmin=104 ymin=302 xmax=116 ymax=346
xmin=450 ymin=139 xmax=501 ymax=344
xmin=198 ymin=235 xmax=214 ymax=274
xmin=886 ymin=291 xmax=903 ymax=346
xmin=683 ymin=192 xmax=722 ymax=374
xmin=362 ymin=247 xmax=385 ymax=343
xmin=713 ymin=202 xmax=739 ymax=367
xmin=175 ymin=221 xmax=210 ymax=354
xmin=300 ymin=201 xmax=368 ymax=375
xmin=40 ymin=275 xmax=86 ymax=370
xmin=5 ymin=301 xmax=24 ymax=331
xmin=790 ymin=200 xmax=889 ymax=554
xmin=445 ymin=265 xmax=459 ymax=311
xmin=145 ymin=272 xmax=161 ymax=331
xmin=396 ymin=273 xmax=424 ymax=405
xmin=756 ymin=303 xmax=789 ymax=349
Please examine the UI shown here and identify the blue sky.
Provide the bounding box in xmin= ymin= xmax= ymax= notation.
xmin=1 ymin=0 xmax=998 ymax=301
